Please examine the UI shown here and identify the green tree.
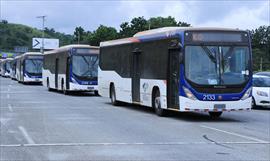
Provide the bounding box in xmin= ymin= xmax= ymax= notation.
xmin=119 ymin=16 xmax=191 ymax=38
xmin=119 ymin=17 xmax=148 ymax=38
xmin=251 ymin=26 xmax=270 ymax=71
xmin=89 ymin=25 xmax=118 ymax=46
xmin=148 ymin=16 xmax=178 ymax=29
xmin=74 ymin=26 xmax=86 ymax=44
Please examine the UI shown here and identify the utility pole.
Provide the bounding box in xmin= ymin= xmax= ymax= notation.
xmin=37 ymin=15 xmax=46 ymax=54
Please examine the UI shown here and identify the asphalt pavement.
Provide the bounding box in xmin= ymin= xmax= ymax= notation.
xmin=0 ymin=77 xmax=269 ymax=161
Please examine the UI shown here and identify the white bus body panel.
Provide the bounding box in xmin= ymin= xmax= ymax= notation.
xmin=98 ymin=68 xmax=132 ymax=103
xmin=23 ymin=75 xmax=42 ymax=83
xmin=98 ymin=67 xmax=167 ymax=108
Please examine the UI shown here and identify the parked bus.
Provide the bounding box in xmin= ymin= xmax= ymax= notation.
xmin=43 ymin=45 xmax=99 ymax=95
xmin=0 ymin=59 xmax=3 ymax=76
xmin=16 ymin=52 xmax=43 ymax=83
xmin=99 ymin=27 xmax=252 ymax=117
xmin=10 ymin=57 xmax=17 ymax=80
xmin=0 ymin=58 xmax=13 ymax=77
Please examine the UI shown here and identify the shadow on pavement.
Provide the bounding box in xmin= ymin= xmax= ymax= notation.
xmin=109 ymin=102 xmax=242 ymax=122
xmin=48 ymin=89 xmax=99 ymax=97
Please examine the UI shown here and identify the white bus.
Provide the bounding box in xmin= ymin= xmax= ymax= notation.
xmin=43 ymin=45 xmax=99 ymax=95
xmin=99 ymin=27 xmax=252 ymax=118
xmin=15 ymin=52 xmax=43 ymax=83
xmin=10 ymin=57 xmax=17 ymax=80
xmin=0 ymin=58 xmax=13 ymax=77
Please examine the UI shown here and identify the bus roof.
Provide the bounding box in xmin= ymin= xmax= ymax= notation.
xmin=23 ymin=52 xmax=42 ymax=56
xmin=101 ymin=27 xmax=247 ymax=47
xmin=44 ymin=44 xmax=99 ymax=55
xmin=2 ymin=58 xmax=13 ymax=62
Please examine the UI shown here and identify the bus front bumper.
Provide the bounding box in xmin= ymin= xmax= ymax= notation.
xmin=24 ymin=77 xmax=42 ymax=82
xmin=179 ymin=96 xmax=252 ymax=112
xmin=69 ymin=82 xmax=98 ymax=91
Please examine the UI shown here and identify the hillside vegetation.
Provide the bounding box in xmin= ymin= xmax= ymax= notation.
xmin=0 ymin=22 xmax=73 ymax=51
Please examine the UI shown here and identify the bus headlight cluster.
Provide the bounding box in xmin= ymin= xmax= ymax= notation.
xmin=241 ymin=88 xmax=252 ymax=100
xmin=257 ymin=91 xmax=268 ymax=97
xmin=183 ymin=86 xmax=197 ymax=100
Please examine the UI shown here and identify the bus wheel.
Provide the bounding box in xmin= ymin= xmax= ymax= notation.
xmin=94 ymin=91 xmax=99 ymax=96
xmin=209 ymin=112 xmax=222 ymax=118
xmin=153 ymin=89 xmax=166 ymax=117
xmin=110 ymin=85 xmax=119 ymax=106
xmin=47 ymin=79 xmax=52 ymax=91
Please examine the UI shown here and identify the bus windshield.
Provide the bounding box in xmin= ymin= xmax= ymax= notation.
xmin=72 ymin=55 xmax=98 ymax=81
xmin=185 ymin=46 xmax=250 ymax=85
xmin=25 ymin=59 xmax=43 ymax=75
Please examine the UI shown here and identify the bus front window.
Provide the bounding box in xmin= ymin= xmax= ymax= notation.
xmin=185 ymin=46 xmax=250 ymax=85
xmin=6 ymin=62 xmax=11 ymax=73
xmin=72 ymin=55 xmax=98 ymax=81
xmin=25 ymin=59 xmax=43 ymax=76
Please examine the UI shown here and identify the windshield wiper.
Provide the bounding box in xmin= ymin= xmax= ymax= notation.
xmin=201 ymin=46 xmax=217 ymax=64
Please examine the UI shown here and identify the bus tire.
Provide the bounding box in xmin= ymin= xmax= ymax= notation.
xmin=47 ymin=78 xmax=52 ymax=91
xmin=153 ymin=89 xmax=166 ymax=117
xmin=94 ymin=91 xmax=99 ymax=96
xmin=209 ymin=112 xmax=222 ymax=118
xmin=110 ymin=84 xmax=119 ymax=106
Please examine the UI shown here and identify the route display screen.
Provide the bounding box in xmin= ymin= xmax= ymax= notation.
xmin=185 ymin=31 xmax=249 ymax=43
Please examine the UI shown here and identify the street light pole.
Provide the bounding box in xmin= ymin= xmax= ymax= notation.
xmin=37 ymin=15 xmax=46 ymax=54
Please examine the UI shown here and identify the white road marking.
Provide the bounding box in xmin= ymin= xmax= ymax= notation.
xmin=7 ymin=94 xmax=10 ymax=99
xmin=7 ymin=88 xmax=10 ymax=91
xmin=8 ymin=104 xmax=13 ymax=112
xmin=0 ymin=141 xmax=269 ymax=147
xmin=18 ymin=126 xmax=35 ymax=144
xmin=201 ymin=125 xmax=267 ymax=143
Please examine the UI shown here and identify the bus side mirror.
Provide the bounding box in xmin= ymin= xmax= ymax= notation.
xmin=169 ymin=40 xmax=183 ymax=64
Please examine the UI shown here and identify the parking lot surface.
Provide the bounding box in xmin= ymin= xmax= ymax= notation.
xmin=0 ymin=77 xmax=269 ymax=160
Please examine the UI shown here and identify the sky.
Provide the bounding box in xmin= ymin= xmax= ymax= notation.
xmin=0 ymin=0 xmax=269 ymax=34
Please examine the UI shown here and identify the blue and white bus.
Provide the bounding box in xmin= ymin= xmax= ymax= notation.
xmin=43 ymin=45 xmax=99 ymax=95
xmin=16 ymin=52 xmax=43 ymax=83
xmin=99 ymin=27 xmax=252 ymax=117
xmin=0 ymin=58 xmax=13 ymax=77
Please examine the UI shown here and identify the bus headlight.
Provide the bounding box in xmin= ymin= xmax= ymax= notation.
xmin=183 ymin=86 xmax=197 ymax=100
xmin=257 ymin=91 xmax=268 ymax=97
xmin=241 ymin=88 xmax=252 ymax=100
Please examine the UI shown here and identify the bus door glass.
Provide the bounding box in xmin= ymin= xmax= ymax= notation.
xmin=167 ymin=40 xmax=181 ymax=109
xmin=132 ymin=48 xmax=141 ymax=103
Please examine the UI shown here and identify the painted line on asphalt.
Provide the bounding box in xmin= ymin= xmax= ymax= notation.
xmin=0 ymin=141 xmax=269 ymax=147
xmin=8 ymin=104 xmax=13 ymax=112
xmin=18 ymin=126 xmax=35 ymax=144
xmin=7 ymin=94 xmax=10 ymax=99
xmin=200 ymin=125 xmax=267 ymax=143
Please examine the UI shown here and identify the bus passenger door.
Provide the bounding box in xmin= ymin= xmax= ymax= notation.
xmin=55 ymin=58 xmax=59 ymax=89
xmin=132 ymin=48 xmax=141 ymax=103
xmin=66 ymin=57 xmax=70 ymax=90
xmin=167 ymin=43 xmax=181 ymax=109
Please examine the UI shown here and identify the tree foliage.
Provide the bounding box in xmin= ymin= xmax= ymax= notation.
xmin=250 ymin=26 xmax=270 ymax=71
xmin=1 ymin=16 xmax=269 ymax=71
